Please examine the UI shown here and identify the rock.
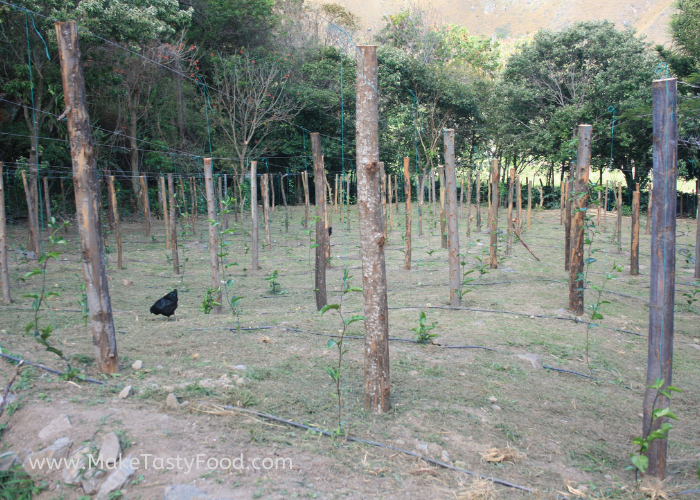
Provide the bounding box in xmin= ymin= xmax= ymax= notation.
xmin=163 ymin=484 xmax=211 ymax=500
xmin=230 ymin=365 xmax=247 ymax=371
xmin=236 ymin=378 xmax=246 ymax=386
xmin=62 ymin=447 xmax=90 ymax=485
xmin=454 ymin=461 xmax=468 ymax=469
xmin=501 ymin=267 xmax=515 ymax=273
xmin=38 ymin=414 xmax=72 ymax=440
xmin=395 ymin=439 xmax=406 ymax=446
xmin=23 ymin=437 xmax=73 ymax=474
xmin=118 ymin=386 xmax=133 ymax=399
xmin=529 ymin=315 xmax=536 ymax=319
xmin=122 ymin=279 xmax=134 ymax=286
xmin=162 ymin=385 xmax=174 ymax=392
xmin=95 ymin=455 xmax=135 ymax=500
xmin=492 ymin=404 xmax=502 ymax=410
xmin=415 ymin=443 xmax=429 ymax=453
xmin=488 ymin=396 xmax=498 ymax=403
xmin=427 ymin=443 xmax=442 ymax=456
xmin=99 ymin=432 xmax=121 ymax=466
xmin=0 ymin=452 xmax=20 ymax=471
xmin=131 ymin=360 xmax=143 ymax=370
xmin=515 ymin=353 xmax=543 ymax=370
xmin=441 ymin=450 xmax=451 ymax=462
xmin=81 ymin=468 xmax=107 ymax=494
xmin=180 ymin=401 xmax=190 ymax=408
xmin=166 ymin=393 xmax=180 ymax=409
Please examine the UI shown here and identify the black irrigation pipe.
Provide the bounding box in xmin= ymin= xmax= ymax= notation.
xmin=541 ymin=365 xmax=599 ymax=381
xmin=195 ymin=402 xmax=534 ymax=493
xmin=0 ymin=352 xmax=105 ymax=385
xmin=388 ymin=305 xmax=644 ymax=337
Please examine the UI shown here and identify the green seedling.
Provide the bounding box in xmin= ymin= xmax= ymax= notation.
xmin=200 ymin=287 xmax=221 ymax=314
xmin=682 ymin=281 xmax=700 ymax=312
xmin=265 ymin=270 xmax=282 ymax=294
xmin=411 ymin=311 xmax=438 ymax=344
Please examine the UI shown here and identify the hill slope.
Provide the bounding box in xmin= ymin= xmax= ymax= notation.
xmin=329 ymin=0 xmax=676 ymax=44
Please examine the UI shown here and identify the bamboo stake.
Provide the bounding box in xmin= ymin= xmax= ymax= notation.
xmin=203 ymin=158 xmax=222 ymax=314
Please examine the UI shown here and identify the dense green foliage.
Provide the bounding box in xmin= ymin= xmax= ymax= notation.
xmin=1 ymin=0 xmax=697 ymax=213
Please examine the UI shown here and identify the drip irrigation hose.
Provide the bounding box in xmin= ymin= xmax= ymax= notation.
xmin=0 ymin=352 xmax=104 ymax=384
xmin=192 ymin=402 xmax=534 ymax=493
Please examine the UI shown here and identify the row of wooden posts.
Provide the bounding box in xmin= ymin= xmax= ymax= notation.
xmin=0 ymin=29 xmax=689 ymax=479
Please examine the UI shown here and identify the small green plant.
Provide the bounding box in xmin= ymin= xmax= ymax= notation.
xmin=265 ymin=270 xmax=282 ymax=294
xmin=76 ymin=274 xmax=88 ymax=326
xmin=411 ymin=311 xmax=438 ymax=344
xmin=229 ymin=295 xmax=243 ymax=331
xmin=0 ymin=466 xmax=45 ymax=499
xmin=629 ymin=378 xmax=681 ymax=480
xmin=200 ymin=287 xmax=221 ymax=314
xmin=321 ymin=269 xmax=364 ymax=433
xmin=682 ymin=281 xmax=700 ymax=312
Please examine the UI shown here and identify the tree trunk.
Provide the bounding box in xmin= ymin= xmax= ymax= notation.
xmin=21 ymin=171 xmax=39 ymax=258
xmin=107 ymin=176 xmax=122 ymax=270
xmin=251 ymin=162 xmax=259 ymax=270
xmin=444 ymin=130 xmax=460 ymax=306
xmin=139 ymin=175 xmax=151 ymax=237
xmin=311 ymin=133 xmax=327 ymax=310
xmin=403 ymin=157 xmax=411 ymax=270
xmin=203 ymin=158 xmax=222 ymax=314
xmin=489 ymin=160 xmax=499 ymax=269
xmin=168 ymin=174 xmax=179 ymax=274
xmin=569 ymin=125 xmax=591 ymax=316
xmin=0 ymin=163 xmax=11 ymax=303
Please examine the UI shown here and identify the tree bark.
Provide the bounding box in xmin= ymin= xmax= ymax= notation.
xmin=43 ymin=177 xmax=52 ymax=223
xmin=0 ymin=163 xmax=11 ymax=303
xmin=107 ymin=176 xmax=122 ymax=270
xmin=631 ymin=183 xmax=640 ymax=276
xmin=489 ymin=159 xmax=499 ymax=269
xmin=168 ymin=174 xmax=179 ymax=275
xmin=55 ymin=21 xmax=118 ymax=374
xmin=444 ymin=130 xmax=460 ymax=306
xmin=139 ymin=176 xmax=151 ymax=237
xmin=403 ymin=157 xmax=411 ymax=270
xmin=569 ymin=125 xmax=591 ymax=315
xmin=21 ymin=171 xmax=39 ymax=259
xmin=251 ymin=162 xmax=259 ymax=270
xmin=203 ymin=158 xmax=222 ymax=314
xmin=311 ymin=133 xmax=327 ymax=310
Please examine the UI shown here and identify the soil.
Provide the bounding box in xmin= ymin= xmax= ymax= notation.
xmin=1 ymin=202 xmax=699 ymax=499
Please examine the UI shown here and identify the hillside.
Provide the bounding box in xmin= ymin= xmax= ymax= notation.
xmin=329 ymin=0 xmax=677 ymax=44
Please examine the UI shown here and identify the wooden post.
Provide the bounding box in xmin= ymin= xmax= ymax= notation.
xmin=380 ymin=163 xmax=387 ymax=237
xmin=335 ymin=174 xmax=339 ymax=213
xmin=631 ymin=183 xmax=640 ymax=276
xmin=60 ymin=178 xmax=68 ymax=233
xmin=190 ymin=177 xmax=196 ymax=235
xmin=394 ymin=174 xmax=399 ymax=215
xmin=107 ymin=176 xmax=122 ymax=270
xmin=160 ymin=176 xmax=170 ymax=249
xmin=203 ymin=158 xmax=222 ymax=314
xmin=251 ymin=162 xmax=259 ymax=270
xmin=431 ymin=168 xmax=436 ymax=227
xmin=466 ymin=170 xmax=472 ymax=236
xmin=476 ymin=170 xmax=481 ymax=231
xmin=569 ymin=125 xmax=592 ymax=315
xmin=644 ymin=77 xmax=678 ymax=480
xmin=538 ymin=179 xmax=544 ymax=210
xmin=403 ymin=157 xmax=411 ymax=270
xmin=55 ymin=21 xmax=119 ymax=373
xmin=281 ymin=174 xmax=289 ymax=232
xmin=439 ymin=166 xmax=447 ymax=248
xmin=604 ymin=180 xmax=609 ymax=233
xmin=444 ymin=130 xmax=460 ymax=306
xmin=311 ymin=133 xmax=327 ymax=310
xmin=271 ymin=174 xmax=275 ymax=213
xmin=617 ymin=182 xmax=623 ymax=250
xmin=516 ymin=175 xmax=522 ymax=233
xmin=356 ymin=46 xmax=390 ymax=414
xmin=489 ymin=159 xmax=499 ymax=269
xmin=261 ymin=174 xmax=271 ymax=249
xmin=21 ymin=171 xmax=39 ymax=258
xmin=527 ymin=178 xmax=532 ymax=230
xmin=460 ymin=176 xmax=464 ymax=219
xmin=647 ymin=186 xmax=653 ymax=236
xmin=0 ymin=163 xmax=11 ymax=303
xmin=507 ymin=168 xmax=514 ymax=255
xmin=564 ymin=176 xmax=572 ymax=271
xmin=139 ymin=175 xmax=151 ymax=237
xmin=167 ymin=174 xmax=179 ymax=274
xmin=43 ymin=177 xmax=52 ymax=223
xmin=560 ymin=177 xmax=566 ymax=225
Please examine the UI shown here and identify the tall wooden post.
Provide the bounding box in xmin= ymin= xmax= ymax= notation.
xmin=564 ymin=177 xmax=572 ymax=271
xmin=644 ymin=77 xmax=678 ymax=480
xmin=569 ymin=125 xmax=591 ymax=315
xmin=139 ymin=175 xmax=151 ymax=237
xmin=251 ymin=161 xmax=259 ymax=270
xmin=476 ymin=170 xmax=481 ymax=231
xmin=466 ymin=171 xmax=472 ymax=236
xmin=43 ymin=177 xmax=52 ymax=223
xmin=261 ymin=174 xmax=271 ymax=249
xmin=302 ymin=171 xmax=310 ymax=229
xmin=403 ymin=157 xmax=412 ymax=270
xmin=617 ymin=182 xmax=623 ymax=250
xmin=0 ymin=163 xmax=11 ymax=303
xmin=439 ymin=166 xmax=447 ymax=248
xmin=55 ymin=21 xmax=118 ymax=373
xmin=281 ymin=174 xmax=289 ymax=232
xmin=311 ymin=133 xmax=327 ymax=310
xmin=394 ymin=174 xmax=399 ymax=215
xmin=516 ymin=175 xmax=523 ymax=233
xmin=460 ymin=176 xmax=464 ymax=219
xmin=507 ymin=168 xmax=514 ymax=255
xmin=380 ymin=163 xmax=387 ymax=237
xmin=604 ymin=180 xmax=609 ymax=233
xmin=647 ymin=186 xmax=653 ymax=236
xmin=190 ymin=177 xmax=196 ymax=235
xmin=107 ymin=176 xmax=122 ymax=270
xmin=21 ymin=171 xmax=39 ymax=258
xmin=444 ymin=130 xmax=460 ymax=306
xmin=203 ymin=158 xmax=222 ymax=314
xmin=167 ymin=174 xmax=179 ymax=274
xmin=431 ymin=168 xmax=436 ymax=227
xmin=160 ymin=176 xmax=170 ymax=249
xmin=631 ymin=183 xmax=640 ymax=276
xmin=388 ymin=173 xmax=393 ymax=231
xmin=357 ymin=46 xmax=390 ymax=414
xmin=489 ymin=159 xmax=499 ymax=269
xmin=527 ymin=178 xmax=532 ymax=230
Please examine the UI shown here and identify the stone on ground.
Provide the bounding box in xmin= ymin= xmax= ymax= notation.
xmin=38 ymin=414 xmax=71 ymax=440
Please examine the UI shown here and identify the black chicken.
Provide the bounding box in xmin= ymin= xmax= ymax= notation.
xmin=150 ymin=289 xmax=178 ymax=321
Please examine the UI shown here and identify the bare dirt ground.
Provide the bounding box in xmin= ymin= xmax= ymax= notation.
xmin=1 ymin=201 xmax=699 ymax=499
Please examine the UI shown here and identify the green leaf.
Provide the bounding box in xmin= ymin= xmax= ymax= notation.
xmin=652 ymin=408 xmax=678 ymax=420
xmin=23 ymin=293 xmax=40 ymax=299
xmin=320 ymin=304 xmax=340 ymax=314
xmin=344 ymin=315 xmax=366 ymax=326
xmin=346 ymin=287 xmax=364 ymax=293
xmin=327 ymin=339 xmax=337 ymax=348
xmin=630 ymin=454 xmax=648 ymax=473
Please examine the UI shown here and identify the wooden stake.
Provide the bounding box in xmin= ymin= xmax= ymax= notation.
xmin=380 ymin=163 xmax=387 ymax=237
xmin=569 ymin=125 xmax=591 ymax=315
xmin=476 ymin=170 xmax=481 ymax=231
xmin=631 ymin=183 xmax=640 ymax=276
xmin=527 ymin=177 xmax=532 ymax=230
xmin=388 ymin=173 xmax=393 ymax=231
xmin=439 ymin=165 xmax=447 ymax=248
xmin=311 ymin=133 xmax=327 ymax=310
xmin=43 ymin=177 xmax=52 ymax=223
xmin=489 ymin=159 xmax=499 ymax=269
xmin=167 ymin=174 xmax=179 ymax=274
xmin=55 ymin=21 xmax=118 ymax=373
xmin=107 ymin=176 xmax=122 ymax=270
xmin=190 ymin=177 xmax=196 ymax=235
xmin=21 ymin=171 xmax=39 ymax=258
xmin=160 ymin=176 xmax=170 ymax=249
xmin=403 ymin=157 xmax=411 ymax=270
xmin=466 ymin=170 xmax=472 ymax=236
xmin=564 ymin=176 xmax=572 ymax=271
xmin=604 ymin=180 xmax=608 ymax=233
xmin=617 ymin=182 xmax=623 ymax=250
xmin=444 ymin=130 xmax=460 ymax=306
xmin=251 ymin=162 xmax=259 ymax=270
xmin=644 ymin=77 xmax=678 ymax=480
xmin=139 ymin=175 xmax=151 ymax=237
xmin=302 ymin=171 xmax=310 ymax=229
xmin=60 ymin=178 xmax=68 ymax=233
xmin=0 ymin=163 xmax=11 ymax=303
xmin=203 ymin=158 xmax=222 ymax=314
xmin=507 ymin=168 xmax=514 ymax=255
